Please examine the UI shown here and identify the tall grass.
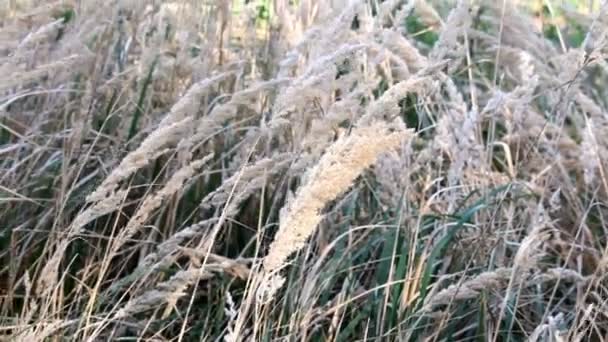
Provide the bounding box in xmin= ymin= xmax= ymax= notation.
xmin=1 ymin=0 xmax=608 ymax=340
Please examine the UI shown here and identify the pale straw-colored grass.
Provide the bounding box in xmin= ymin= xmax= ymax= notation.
xmin=3 ymin=0 xmax=608 ymax=340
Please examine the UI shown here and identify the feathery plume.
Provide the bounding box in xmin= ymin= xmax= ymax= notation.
xmin=259 ymin=120 xmax=412 ymax=300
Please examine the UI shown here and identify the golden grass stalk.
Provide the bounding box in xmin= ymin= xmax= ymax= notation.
xmin=13 ymin=319 xmax=77 ymax=342
xmin=85 ymin=117 xmax=193 ymax=203
xmin=109 ymin=154 xmax=213 ymax=254
xmin=114 ymin=267 xmax=215 ymax=320
xmin=37 ymin=189 xmax=128 ymax=294
xmin=258 ymin=120 xmax=413 ymax=299
xmin=423 ymin=267 xmax=513 ymax=310
xmin=1 ymin=54 xmax=82 ymax=93
xmin=87 ymin=73 xmax=230 ymax=203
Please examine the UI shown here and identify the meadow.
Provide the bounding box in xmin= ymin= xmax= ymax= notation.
xmin=1 ymin=0 xmax=608 ymax=340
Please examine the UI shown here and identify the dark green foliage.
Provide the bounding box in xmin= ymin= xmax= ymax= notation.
xmin=129 ymin=56 xmax=159 ymax=140
xmin=405 ymin=14 xmax=439 ymax=47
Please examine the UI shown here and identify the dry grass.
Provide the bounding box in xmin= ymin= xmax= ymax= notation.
xmin=2 ymin=0 xmax=608 ymax=340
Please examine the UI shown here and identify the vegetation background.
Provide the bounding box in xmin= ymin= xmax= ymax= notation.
xmin=1 ymin=0 xmax=608 ymax=340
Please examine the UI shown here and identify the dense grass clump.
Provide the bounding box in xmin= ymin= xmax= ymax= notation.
xmin=1 ymin=0 xmax=608 ymax=340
